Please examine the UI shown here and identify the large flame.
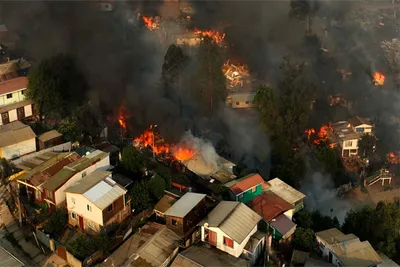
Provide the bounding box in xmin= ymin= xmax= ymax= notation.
xmin=305 ymin=124 xmax=334 ymax=148
xmin=133 ymin=126 xmax=195 ymax=161
xmin=142 ymin=15 xmax=160 ymax=31
xmin=223 ymin=61 xmax=250 ymax=89
xmin=194 ymin=28 xmax=225 ymax=44
xmin=118 ymin=103 xmax=130 ymax=132
xmin=373 ymin=72 xmax=385 ymax=86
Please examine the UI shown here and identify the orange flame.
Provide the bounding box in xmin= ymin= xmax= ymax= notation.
xmin=387 ymin=152 xmax=400 ymax=164
xmin=142 ymin=16 xmax=160 ymax=31
xmin=133 ymin=126 xmax=195 ymax=161
xmin=305 ymin=124 xmax=334 ymax=148
xmin=373 ymin=72 xmax=385 ymax=86
xmin=194 ymin=28 xmax=225 ymax=44
xmin=118 ymin=103 xmax=130 ymax=132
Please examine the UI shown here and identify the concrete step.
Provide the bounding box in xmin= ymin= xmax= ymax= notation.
xmin=7 ymin=224 xmax=19 ymax=233
xmin=32 ymin=253 xmax=46 ymax=264
xmin=13 ymin=230 xmax=24 ymax=241
xmin=17 ymin=239 xmax=41 ymax=259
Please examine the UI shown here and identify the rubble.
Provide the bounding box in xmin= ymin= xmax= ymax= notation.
xmin=222 ymin=61 xmax=253 ymax=92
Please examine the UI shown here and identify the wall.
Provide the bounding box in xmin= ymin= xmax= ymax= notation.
xmin=66 ymin=250 xmax=83 ymax=267
xmin=0 ymin=104 xmax=33 ymax=126
xmin=354 ymin=124 xmax=373 ymax=134
xmin=235 ymin=184 xmax=262 ymax=203
xmin=284 ymin=208 xmax=294 ymax=219
xmin=54 ymin=155 xmax=110 ymax=204
xmin=8 ymin=109 xmax=17 ymax=122
xmin=24 ymin=104 xmax=32 ymax=117
xmin=342 ymin=138 xmax=358 ymax=150
xmin=0 ymin=89 xmax=25 ymax=106
xmin=102 ymin=195 xmax=125 ymax=224
xmin=66 ymin=193 xmax=103 ymax=226
xmin=201 ymin=225 xmax=257 ymax=258
xmin=316 ymin=237 xmax=341 ymax=266
xmin=1 ymin=138 xmax=36 ymax=159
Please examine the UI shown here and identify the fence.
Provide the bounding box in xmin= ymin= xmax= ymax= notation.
xmin=11 ymin=141 xmax=72 ymax=165
xmin=35 ymin=228 xmax=55 ymax=252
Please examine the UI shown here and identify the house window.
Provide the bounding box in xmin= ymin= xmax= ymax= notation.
xmin=171 ymin=219 xmax=178 ymax=226
xmin=6 ymin=93 xmax=12 ymax=99
xmin=107 ymin=204 xmax=113 ymax=212
xmin=71 ymin=197 xmax=75 ymax=204
xmin=356 ymin=127 xmax=364 ymax=133
xmin=88 ymin=221 xmax=95 ymax=230
xmin=345 ymin=141 xmax=353 ymax=147
xmin=252 ymin=186 xmax=257 ymax=193
xmin=87 ymin=205 xmax=92 ymax=212
xmin=82 ymin=171 xmax=87 ymax=178
xmin=21 ymin=90 xmax=24 ymax=95
xmin=45 ymin=190 xmax=53 ymax=200
xmin=71 ymin=212 xmax=77 ymax=220
xmin=35 ymin=190 xmax=41 ymax=201
xmin=223 ymin=237 xmax=234 ymax=248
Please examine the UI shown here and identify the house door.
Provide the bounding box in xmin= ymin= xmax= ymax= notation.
xmin=78 ymin=215 xmax=84 ymax=230
xmin=16 ymin=107 xmax=25 ymax=120
xmin=328 ymin=251 xmax=333 ymax=263
xmin=343 ymin=149 xmax=349 ymax=157
xmin=205 ymin=229 xmax=217 ymax=246
xmin=1 ymin=112 xmax=9 ymax=124
xmin=57 ymin=246 xmax=67 ymax=261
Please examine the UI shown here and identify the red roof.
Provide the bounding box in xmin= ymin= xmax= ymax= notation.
xmin=0 ymin=77 xmax=28 ymax=96
xmin=227 ymin=173 xmax=265 ymax=195
xmin=247 ymin=191 xmax=294 ymax=222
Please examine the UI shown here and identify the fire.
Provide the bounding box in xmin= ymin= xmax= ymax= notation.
xmin=387 ymin=152 xmax=400 ymax=164
xmin=305 ymin=124 xmax=334 ymax=148
xmin=118 ymin=103 xmax=130 ymax=132
xmin=373 ymin=72 xmax=385 ymax=86
xmin=142 ymin=15 xmax=160 ymax=31
xmin=133 ymin=126 xmax=195 ymax=161
xmin=194 ymin=28 xmax=225 ymax=44
xmin=223 ymin=61 xmax=251 ymax=89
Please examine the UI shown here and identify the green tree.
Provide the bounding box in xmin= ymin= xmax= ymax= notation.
xmin=42 ymin=208 xmax=68 ymax=237
xmin=292 ymin=227 xmax=315 ymax=252
xmin=57 ymin=117 xmax=82 ymax=143
xmin=358 ymin=134 xmax=377 ymax=159
xmin=148 ymin=175 xmax=166 ymax=200
xmin=162 ymin=44 xmax=188 ymax=89
xmin=26 ymin=54 xmax=89 ymax=120
xmin=131 ymin=180 xmax=152 ymax=212
xmin=94 ymin=230 xmax=113 ymax=255
xmin=73 ymin=104 xmax=102 ymax=139
xmin=193 ymin=37 xmax=227 ymax=113
xmin=293 ymin=210 xmax=313 ymax=229
xmin=66 ymin=235 xmax=96 ymax=261
xmin=0 ymin=158 xmax=17 ymax=184
xmin=121 ymin=146 xmax=145 ymax=175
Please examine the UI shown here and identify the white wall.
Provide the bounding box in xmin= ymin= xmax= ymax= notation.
xmin=24 ymin=104 xmax=32 ymax=117
xmin=66 ymin=193 xmax=103 ymax=226
xmin=1 ymin=138 xmax=36 ymax=159
xmin=316 ymin=237 xmax=342 ymax=267
xmin=284 ymin=209 xmax=294 ymax=219
xmin=54 ymin=155 xmax=110 ymax=204
xmin=0 ymin=89 xmax=26 ymax=106
xmin=0 ymin=104 xmax=33 ymax=126
xmin=200 ymin=225 xmax=257 ymax=258
xmin=8 ymin=109 xmax=17 ymax=122
xmin=342 ymin=138 xmax=358 ymax=150
xmin=353 ymin=124 xmax=373 ymax=134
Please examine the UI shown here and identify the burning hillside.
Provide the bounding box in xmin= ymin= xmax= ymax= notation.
xmin=305 ymin=124 xmax=334 ymax=148
xmin=193 ymin=28 xmax=226 ymax=45
xmin=387 ymin=152 xmax=400 ymax=164
xmin=141 ymin=15 xmax=161 ymax=31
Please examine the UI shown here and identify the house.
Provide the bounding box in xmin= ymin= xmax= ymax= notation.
xmin=17 ymin=150 xmax=110 ymax=207
xmin=315 ymin=228 xmax=383 ymax=266
xmin=65 ymin=170 xmax=131 ymax=232
xmin=37 ymin=130 xmax=63 ymax=150
xmin=225 ymin=173 xmax=264 ymax=203
xmin=102 ymin=222 xmax=180 ymax=267
xmin=247 ymin=191 xmax=296 ymax=241
xmin=198 ymin=201 xmax=264 ymax=261
xmin=330 ymin=116 xmax=373 ymax=157
xmin=0 ymin=121 xmax=36 ymax=159
xmin=175 ymin=33 xmax=202 ymax=47
xmin=164 ymin=192 xmax=208 ymax=247
xmin=154 ymin=192 xmax=179 ymax=218
xmin=266 ymin=178 xmax=305 ymax=216
xmin=0 ymin=77 xmax=34 ymax=126
xmin=171 ymin=244 xmax=251 ymax=267
xmin=225 ymin=92 xmax=256 ymax=109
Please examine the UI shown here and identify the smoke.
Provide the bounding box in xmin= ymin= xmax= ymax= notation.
xmin=301 ymin=171 xmax=352 ymax=223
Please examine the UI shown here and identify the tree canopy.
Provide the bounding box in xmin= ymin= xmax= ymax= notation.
xmin=193 ymin=37 xmax=227 ymax=113
xmin=121 ymin=146 xmax=145 ymax=176
xmin=130 ymin=180 xmax=152 ymax=212
xmin=26 ymin=53 xmax=89 ymax=120
xmin=57 ymin=116 xmax=82 ymax=143
xmin=148 ymin=175 xmax=166 ymax=200
xmin=358 ymin=134 xmax=377 ymax=159
xmin=292 ymin=227 xmax=315 ymax=252
xmin=42 ymin=207 xmax=68 ymax=238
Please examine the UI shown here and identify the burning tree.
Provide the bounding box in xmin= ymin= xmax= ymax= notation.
xmin=193 ymin=28 xmax=226 ymax=46
xmin=141 ymin=15 xmax=160 ymax=31
xmin=305 ymin=124 xmax=334 ymax=148
xmin=192 ymin=37 xmax=227 ymax=113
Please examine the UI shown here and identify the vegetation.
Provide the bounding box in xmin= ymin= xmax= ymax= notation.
xmin=121 ymin=146 xmax=145 ymax=176
xmin=130 ymin=180 xmax=152 ymax=212
xmin=192 ymin=37 xmax=227 ymax=113
xmin=26 ymin=53 xmax=89 ymax=120
xmin=0 ymin=159 xmax=18 ymax=184
xmin=294 ymin=210 xmax=340 ymax=232
xmin=42 ymin=208 xmax=68 ymax=238
xmin=148 ymin=175 xmax=166 ymax=200
xmin=292 ymin=227 xmax=315 ymax=252
xmin=358 ymin=134 xmax=377 ymax=159
xmin=57 ymin=116 xmax=82 ymax=143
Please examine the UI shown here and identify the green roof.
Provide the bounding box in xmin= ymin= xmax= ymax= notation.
xmin=42 ymin=150 xmax=109 ymax=191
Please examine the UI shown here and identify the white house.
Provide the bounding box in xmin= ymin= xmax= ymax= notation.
xmin=0 ymin=121 xmax=36 ymax=159
xmin=198 ymin=201 xmax=264 ymax=263
xmin=65 ymin=170 xmax=131 ymax=232
xmin=0 ymin=77 xmax=34 ymax=126
xmin=315 ymin=228 xmax=383 ymax=266
xmin=225 ymin=92 xmax=256 ymax=109
xmin=331 ymin=116 xmax=373 ymax=157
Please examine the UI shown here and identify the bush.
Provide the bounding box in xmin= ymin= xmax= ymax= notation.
xmin=149 ymin=175 xmax=166 ymax=200
xmin=42 ymin=208 xmax=68 ymax=237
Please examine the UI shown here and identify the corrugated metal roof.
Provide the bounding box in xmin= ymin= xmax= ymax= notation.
xmin=83 ymin=181 xmax=126 ymax=210
xmin=164 ymin=192 xmax=206 ymax=218
xmin=0 ymin=121 xmax=36 ymax=147
xmin=154 ymin=194 xmax=178 ymax=214
xmin=0 ymin=246 xmax=24 ymax=267
xmin=65 ymin=170 xmax=112 ymax=194
xmin=171 ymin=245 xmax=250 ymax=267
xmin=0 ymin=77 xmax=27 ymax=96
xmin=38 ymin=130 xmax=62 ymax=142
xmin=199 ymin=201 xmax=262 ymax=244
xmin=270 ymin=214 xmax=296 ymax=238
xmin=41 ymin=150 xmax=108 ymax=191
xmin=225 ymin=173 xmax=264 ymax=195
xmin=267 ymin=178 xmax=305 ymax=205
xmin=247 ymin=191 xmax=294 ymax=222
